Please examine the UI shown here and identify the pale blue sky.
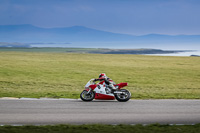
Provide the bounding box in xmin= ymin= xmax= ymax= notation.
xmin=0 ymin=0 xmax=200 ymax=35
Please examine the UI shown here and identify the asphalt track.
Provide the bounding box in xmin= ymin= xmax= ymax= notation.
xmin=0 ymin=99 xmax=200 ymax=125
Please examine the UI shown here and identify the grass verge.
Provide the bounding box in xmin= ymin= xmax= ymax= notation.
xmin=0 ymin=124 xmax=200 ymax=133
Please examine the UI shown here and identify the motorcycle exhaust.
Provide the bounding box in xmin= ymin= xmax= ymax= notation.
xmin=113 ymin=91 xmax=123 ymax=94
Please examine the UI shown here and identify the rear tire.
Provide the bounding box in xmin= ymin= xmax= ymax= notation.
xmin=114 ymin=89 xmax=131 ymax=102
xmin=80 ymin=90 xmax=95 ymax=101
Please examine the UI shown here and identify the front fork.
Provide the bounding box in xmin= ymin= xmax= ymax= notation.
xmin=86 ymin=88 xmax=92 ymax=95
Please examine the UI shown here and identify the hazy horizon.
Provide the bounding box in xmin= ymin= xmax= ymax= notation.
xmin=1 ymin=24 xmax=200 ymax=36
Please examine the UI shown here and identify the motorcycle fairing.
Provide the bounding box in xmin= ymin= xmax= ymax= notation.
xmin=95 ymin=93 xmax=115 ymax=100
xmin=116 ymin=83 xmax=128 ymax=89
xmin=93 ymin=84 xmax=115 ymax=100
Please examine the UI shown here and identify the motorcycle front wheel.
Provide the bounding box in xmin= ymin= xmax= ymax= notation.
xmin=114 ymin=89 xmax=131 ymax=102
xmin=80 ymin=90 xmax=95 ymax=101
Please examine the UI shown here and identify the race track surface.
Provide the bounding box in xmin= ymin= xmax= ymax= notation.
xmin=0 ymin=99 xmax=199 ymax=125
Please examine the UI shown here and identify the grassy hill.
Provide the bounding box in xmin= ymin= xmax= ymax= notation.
xmin=0 ymin=51 xmax=200 ymax=99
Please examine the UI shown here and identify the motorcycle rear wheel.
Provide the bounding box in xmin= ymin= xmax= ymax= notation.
xmin=80 ymin=90 xmax=95 ymax=101
xmin=114 ymin=89 xmax=131 ymax=102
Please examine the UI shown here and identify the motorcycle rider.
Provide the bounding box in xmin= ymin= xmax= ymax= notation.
xmin=94 ymin=73 xmax=117 ymax=91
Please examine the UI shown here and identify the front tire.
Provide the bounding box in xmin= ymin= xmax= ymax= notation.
xmin=80 ymin=90 xmax=95 ymax=101
xmin=114 ymin=89 xmax=131 ymax=102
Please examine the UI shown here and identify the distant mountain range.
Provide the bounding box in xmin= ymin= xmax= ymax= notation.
xmin=0 ymin=24 xmax=200 ymax=49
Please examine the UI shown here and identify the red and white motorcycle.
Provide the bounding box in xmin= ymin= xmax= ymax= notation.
xmin=80 ymin=79 xmax=131 ymax=102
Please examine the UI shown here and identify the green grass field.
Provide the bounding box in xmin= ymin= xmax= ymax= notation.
xmin=0 ymin=51 xmax=200 ymax=99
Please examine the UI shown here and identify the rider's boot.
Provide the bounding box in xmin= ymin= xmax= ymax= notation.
xmin=108 ymin=84 xmax=117 ymax=92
